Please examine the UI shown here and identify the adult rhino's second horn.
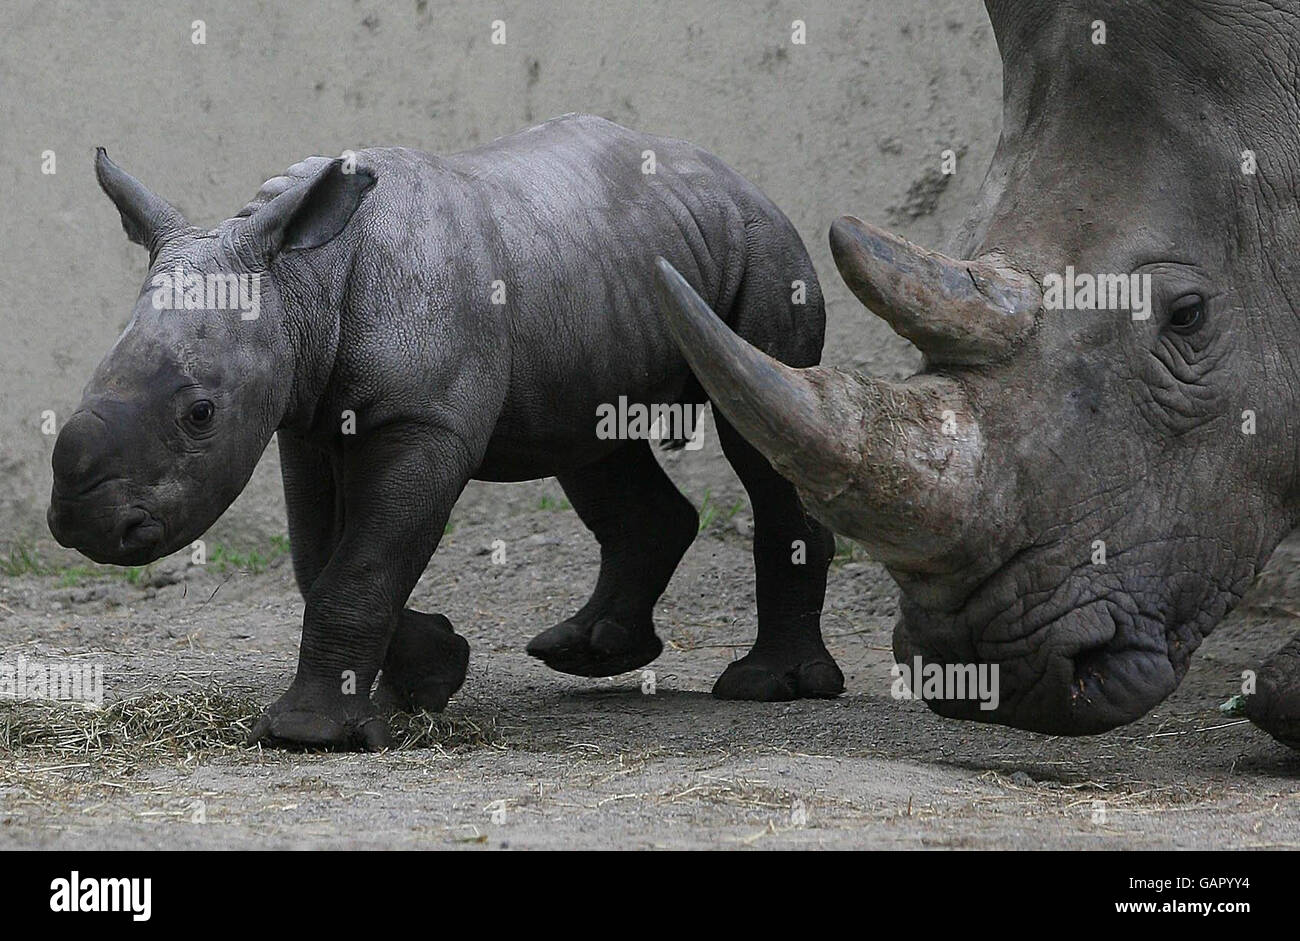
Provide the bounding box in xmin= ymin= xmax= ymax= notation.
xmin=829 ymin=216 xmax=1039 ymax=365
xmin=653 ymin=257 xmax=982 ymax=569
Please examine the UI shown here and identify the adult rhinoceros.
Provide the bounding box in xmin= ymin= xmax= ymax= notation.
xmin=656 ymin=0 xmax=1300 ymax=748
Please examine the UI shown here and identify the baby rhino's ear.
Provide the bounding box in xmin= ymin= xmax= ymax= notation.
xmin=243 ymin=158 xmax=376 ymax=264
xmin=95 ymin=148 xmax=190 ymax=255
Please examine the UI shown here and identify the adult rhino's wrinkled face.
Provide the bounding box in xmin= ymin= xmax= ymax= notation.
xmin=48 ymin=150 xmax=370 ymax=565
xmin=657 ymin=0 xmax=1300 ymax=734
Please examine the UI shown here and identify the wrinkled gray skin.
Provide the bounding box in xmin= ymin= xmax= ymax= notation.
xmin=49 ymin=114 xmax=842 ymax=750
xmin=656 ymin=0 xmax=1300 ymax=747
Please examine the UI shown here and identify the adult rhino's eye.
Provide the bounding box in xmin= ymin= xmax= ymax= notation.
xmin=188 ymin=400 xmax=215 ymax=425
xmin=1168 ymin=294 xmax=1205 ymax=334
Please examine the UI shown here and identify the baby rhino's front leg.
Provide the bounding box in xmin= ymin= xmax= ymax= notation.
xmin=250 ymin=425 xmax=479 ymax=751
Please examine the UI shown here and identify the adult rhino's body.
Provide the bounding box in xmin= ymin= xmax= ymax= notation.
xmin=657 ymin=0 xmax=1300 ymax=748
xmin=48 ymin=114 xmax=842 ymax=749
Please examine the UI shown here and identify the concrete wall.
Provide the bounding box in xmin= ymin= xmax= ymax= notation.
xmin=0 ymin=0 xmax=1002 ymax=551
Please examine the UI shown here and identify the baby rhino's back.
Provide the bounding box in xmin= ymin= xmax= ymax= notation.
xmin=358 ymin=115 xmax=792 ymax=479
xmin=436 ymin=112 xmax=760 ymax=323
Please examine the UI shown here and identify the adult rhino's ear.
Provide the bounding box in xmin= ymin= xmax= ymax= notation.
xmin=244 ymin=158 xmax=375 ymax=264
xmin=95 ymin=148 xmax=189 ymax=254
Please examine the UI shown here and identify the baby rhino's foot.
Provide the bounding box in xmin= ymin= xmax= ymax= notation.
xmin=375 ymin=610 xmax=470 ymax=713
xmin=249 ymin=678 xmax=390 ymax=752
xmin=526 ymin=616 xmax=662 ymax=677
xmin=1245 ymin=635 xmax=1300 ymax=750
xmin=712 ymin=647 xmax=845 ymax=702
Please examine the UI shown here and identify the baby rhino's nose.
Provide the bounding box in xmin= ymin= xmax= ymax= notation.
xmin=51 ymin=408 xmax=114 ymax=496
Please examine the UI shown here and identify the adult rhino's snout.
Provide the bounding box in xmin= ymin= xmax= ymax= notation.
xmin=47 ymin=407 xmax=165 ymax=564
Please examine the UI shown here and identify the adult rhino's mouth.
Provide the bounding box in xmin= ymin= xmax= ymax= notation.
xmin=892 ymin=555 xmax=1195 ymax=735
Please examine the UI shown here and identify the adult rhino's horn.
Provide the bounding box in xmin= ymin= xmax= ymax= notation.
xmin=94 ymin=148 xmax=189 ymax=255
xmin=829 ymin=216 xmax=1039 ymax=365
xmin=653 ymin=257 xmax=981 ymax=567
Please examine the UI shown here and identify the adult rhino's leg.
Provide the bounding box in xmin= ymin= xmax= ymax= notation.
xmin=251 ymin=424 xmax=481 ymax=751
xmin=278 ymin=430 xmax=469 ymax=716
xmin=526 ymin=439 xmax=697 ymax=676
xmin=711 ymin=412 xmax=842 ymax=700
xmin=1245 ymin=633 xmax=1300 ymax=749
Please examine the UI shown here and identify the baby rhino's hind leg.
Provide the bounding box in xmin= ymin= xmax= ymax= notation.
xmin=712 ymin=413 xmax=843 ymax=701
xmin=527 ymin=440 xmax=698 ymax=677
xmin=374 ymin=610 xmax=470 ymax=713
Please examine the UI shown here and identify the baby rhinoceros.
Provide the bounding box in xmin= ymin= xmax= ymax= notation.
xmin=48 ymin=114 xmax=842 ymax=750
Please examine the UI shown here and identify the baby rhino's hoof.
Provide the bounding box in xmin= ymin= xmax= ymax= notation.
xmin=1244 ymin=636 xmax=1300 ymax=750
xmin=249 ymin=680 xmax=390 ymax=752
xmin=526 ymin=617 xmax=662 ymax=677
xmin=375 ymin=610 xmax=470 ymax=713
xmin=712 ymin=650 xmax=845 ymax=702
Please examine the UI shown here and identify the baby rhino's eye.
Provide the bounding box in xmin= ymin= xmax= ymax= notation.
xmin=1168 ymin=294 xmax=1205 ymax=334
xmin=189 ymin=400 xmax=215 ymax=425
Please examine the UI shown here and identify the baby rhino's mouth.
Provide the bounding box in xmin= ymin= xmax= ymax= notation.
xmin=893 ymin=593 xmax=1187 ymax=736
xmin=47 ymin=495 xmax=167 ymax=567
xmin=119 ymin=506 xmax=165 ymax=551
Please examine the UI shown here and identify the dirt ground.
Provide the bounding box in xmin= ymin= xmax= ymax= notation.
xmin=3 ymin=431 xmax=1300 ymax=850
